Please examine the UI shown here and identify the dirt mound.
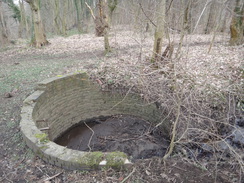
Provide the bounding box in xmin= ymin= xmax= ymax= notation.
xmin=55 ymin=115 xmax=169 ymax=160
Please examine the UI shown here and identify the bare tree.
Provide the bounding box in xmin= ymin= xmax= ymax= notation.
xmin=99 ymin=0 xmax=111 ymax=53
xmin=19 ymin=0 xmax=30 ymax=38
xmin=86 ymin=0 xmax=111 ymax=53
xmin=0 ymin=0 xmax=9 ymax=47
xmin=151 ymin=0 xmax=166 ymax=63
xmin=205 ymin=0 xmax=217 ymax=34
xmin=53 ymin=0 xmax=61 ymax=34
xmin=25 ymin=0 xmax=49 ymax=47
xmin=107 ymin=0 xmax=117 ymax=24
xmin=229 ymin=0 xmax=244 ymax=46
xmin=74 ymin=0 xmax=83 ymax=33
xmin=61 ymin=0 xmax=68 ymax=35
xmin=176 ymin=0 xmax=192 ymax=58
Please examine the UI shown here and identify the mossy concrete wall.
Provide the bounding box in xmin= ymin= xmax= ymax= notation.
xmin=20 ymin=72 xmax=169 ymax=170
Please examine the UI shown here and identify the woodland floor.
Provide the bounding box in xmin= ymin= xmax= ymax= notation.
xmin=0 ymin=28 xmax=243 ymax=182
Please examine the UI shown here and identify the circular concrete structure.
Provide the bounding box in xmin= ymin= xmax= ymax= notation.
xmin=20 ymin=72 xmax=170 ymax=170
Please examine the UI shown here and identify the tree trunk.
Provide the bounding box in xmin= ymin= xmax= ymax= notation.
xmin=151 ymin=0 xmax=166 ymax=63
xmin=25 ymin=0 xmax=49 ymax=48
xmin=176 ymin=0 xmax=192 ymax=58
xmin=99 ymin=0 xmax=111 ymax=53
xmin=86 ymin=0 xmax=111 ymax=53
xmin=53 ymin=0 xmax=61 ymax=34
xmin=61 ymin=0 xmax=68 ymax=35
xmin=19 ymin=0 xmax=30 ymax=38
xmin=74 ymin=0 xmax=82 ymax=32
xmin=205 ymin=0 xmax=217 ymax=34
xmin=229 ymin=0 xmax=244 ymax=46
xmin=0 ymin=1 xmax=9 ymax=47
xmin=94 ymin=0 xmax=108 ymax=37
xmin=107 ymin=0 xmax=117 ymax=24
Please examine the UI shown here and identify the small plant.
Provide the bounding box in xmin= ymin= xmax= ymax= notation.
xmin=35 ymin=133 xmax=49 ymax=144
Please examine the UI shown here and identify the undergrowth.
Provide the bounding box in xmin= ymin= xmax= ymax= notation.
xmin=89 ymin=34 xmax=244 ymax=177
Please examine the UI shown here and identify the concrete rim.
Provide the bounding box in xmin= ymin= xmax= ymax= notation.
xmin=20 ymin=72 xmax=168 ymax=170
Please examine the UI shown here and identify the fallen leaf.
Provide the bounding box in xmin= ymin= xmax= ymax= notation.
xmin=145 ymin=169 xmax=151 ymax=175
xmin=4 ymin=93 xmax=14 ymax=98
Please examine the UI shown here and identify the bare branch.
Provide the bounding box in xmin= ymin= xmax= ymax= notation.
xmin=139 ymin=3 xmax=157 ymax=27
xmin=85 ymin=2 xmax=96 ymax=20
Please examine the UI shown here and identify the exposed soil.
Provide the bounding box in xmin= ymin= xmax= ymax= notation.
xmin=0 ymin=29 xmax=243 ymax=182
xmin=55 ymin=115 xmax=169 ymax=160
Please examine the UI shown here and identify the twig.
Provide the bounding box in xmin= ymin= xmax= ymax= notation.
xmin=36 ymin=119 xmax=48 ymax=122
xmin=35 ymin=165 xmax=50 ymax=178
xmin=139 ymin=3 xmax=157 ymax=27
xmin=98 ymin=134 xmax=148 ymax=142
xmin=39 ymin=127 xmax=49 ymax=131
xmin=193 ymin=0 xmax=212 ymax=33
xmin=172 ymin=164 xmax=187 ymax=172
xmin=163 ymin=95 xmax=181 ymax=160
xmin=84 ymin=122 xmax=94 ymax=152
xmin=44 ymin=172 xmax=63 ymax=181
xmin=166 ymin=0 xmax=174 ymax=14
xmin=108 ymin=86 xmax=133 ymax=111
xmin=208 ymin=0 xmax=229 ymax=53
xmin=154 ymin=108 xmax=173 ymax=129
xmin=14 ymin=151 xmax=27 ymax=168
xmin=2 ymin=171 xmax=13 ymax=183
xmin=85 ymin=2 xmax=96 ymax=20
xmin=121 ymin=167 xmax=136 ymax=183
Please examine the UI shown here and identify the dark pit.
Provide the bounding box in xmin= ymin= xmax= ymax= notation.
xmin=55 ymin=115 xmax=169 ymax=160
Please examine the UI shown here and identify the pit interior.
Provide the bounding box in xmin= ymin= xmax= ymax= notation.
xmin=21 ymin=73 xmax=170 ymax=169
xmin=55 ymin=114 xmax=169 ymax=160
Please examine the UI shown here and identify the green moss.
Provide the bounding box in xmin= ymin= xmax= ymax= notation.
xmin=74 ymin=151 xmax=128 ymax=170
xmin=35 ymin=133 xmax=49 ymax=144
xmin=76 ymin=70 xmax=86 ymax=74
xmin=39 ymin=145 xmax=48 ymax=150
xmin=77 ymin=152 xmax=104 ymax=169
xmin=106 ymin=151 xmax=127 ymax=169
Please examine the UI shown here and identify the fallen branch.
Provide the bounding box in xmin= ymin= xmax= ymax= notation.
xmin=44 ymin=172 xmax=63 ymax=181
xmin=40 ymin=127 xmax=49 ymax=131
xmin=121 ymin=167 xmax=136 ymax=183
xmin=84 ymin=122 xmax=94 ymax=152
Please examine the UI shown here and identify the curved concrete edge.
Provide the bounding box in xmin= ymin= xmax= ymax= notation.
xmin=20 ymin=73 xmax=133 ymax=170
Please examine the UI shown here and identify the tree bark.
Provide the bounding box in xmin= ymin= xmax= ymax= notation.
xmin=19 ymin=0 xmax=30 ymax=38
xmin=0 ymin=1 xmax=9 ymax=47
xmin=205 ymin=0 xmax=217 ymax=34
xmin=107 ymin=0 xmax=117 ymax=24
xmin=95 ymin=0 xmax=108 ymax=37
xmin=53 ymin=0 xmax=61 ymax=34
xmin=25 ymin=0 xmax=49 ymax=48
xmin=229 ymin=0 xmax=244 ymax=46
xmin=151 ymin=0 xmax=166 ymax=63
xmin=86 ymin=0 xmax=111 ymax=53
xmin=62 ymin=0 xmax=68 ymax=35
xmin=176 ymin=0 xmax=192 ymax=58
xmin=99 ymin=0 xmax=111 ymax=53
xmin=74 ymin=0 xmax=83 ymax=32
